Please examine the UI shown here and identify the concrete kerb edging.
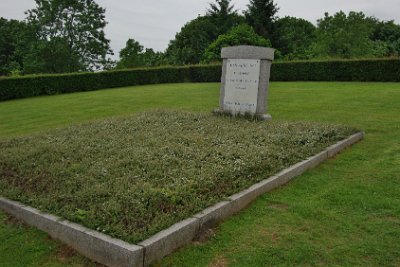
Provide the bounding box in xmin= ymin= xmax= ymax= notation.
xmin=0 ymin=131 xmax=364 ymax=267
xmin=0 ymin=197 xmax=144 ymax=267
xmin=138 ymin=217 xmax=199 ymax=266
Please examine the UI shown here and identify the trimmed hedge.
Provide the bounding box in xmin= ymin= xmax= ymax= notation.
xmin=270 ymin=58 xmax=400 ymax=82
xmin=0 ymin=67 xmax=170 ymax=101
xmin=0 ymin=59 xmax=399 ymax=101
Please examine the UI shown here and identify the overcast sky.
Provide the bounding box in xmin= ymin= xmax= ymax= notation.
xmin=1 ymin=0 xmax=399 ymax=58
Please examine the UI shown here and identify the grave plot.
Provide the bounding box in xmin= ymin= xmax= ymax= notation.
xmin=0 ymin=110 xmax=358 ymax=245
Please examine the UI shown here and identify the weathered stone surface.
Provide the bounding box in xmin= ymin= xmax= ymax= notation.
xmin=219 ymin=45 xmax=274 ymax=118
xmin=221 ymin=45 xmax=275 ymax=60
xmin=193 ymin=201 xmax=234 ymax=233
xmin=275 ymin=151 xmax=328 ymax=185
xmin=228 ymin=175 xmax=281 ymax=212
xmin=138 ymin=217 xmax=199 ymax=266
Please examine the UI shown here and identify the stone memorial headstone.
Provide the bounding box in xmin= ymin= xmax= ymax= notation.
xmin=217 ymin=45 xmax=275 ymax=120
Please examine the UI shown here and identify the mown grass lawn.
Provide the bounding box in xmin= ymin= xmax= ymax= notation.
xmin=1 ymin=82 xmax=400 ymax=266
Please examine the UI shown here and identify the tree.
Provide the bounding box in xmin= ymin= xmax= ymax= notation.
xmin=372 ymin=20 xmax=400 ymax=56
xmin=165 ymin=0 xmax=244 ymax=65
xmin=117 ymin=39 xmax=164 ymax=69
xmin=23 ymin=37 xmax=82 ymax=74
xmin=202 ymin=24 xmax=271 ymax=63
xmin=311 ymin=11 xmax=385 ymax=59
xmin=207 ymin=0 xmax=244 ymax=36
xmin=26 ymin=0 xmax=112 ymax=73
xmin=207 ymin=0 xmax=235 ymax=15
xmin=244 ymin=0 xmax=279 ymax=40
xmin=117 ymin=38 xmax=144 ymax=68
xmin=272 ymin=16 xmax=316 ymax=59
xmin=165 ymin=16 xmax=218 ymax=65
xmin=0 ymin=18 xmax=34 ymax=76
xmin=140 ymin=48 xmax=164 ymax=67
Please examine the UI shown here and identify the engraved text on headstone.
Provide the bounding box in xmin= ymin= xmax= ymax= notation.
xmin=223 ymin=59 xmax=261 ymax=114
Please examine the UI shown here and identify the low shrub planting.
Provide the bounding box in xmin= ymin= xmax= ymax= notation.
xmin=0 ymin=110 xmax=358 ymax=243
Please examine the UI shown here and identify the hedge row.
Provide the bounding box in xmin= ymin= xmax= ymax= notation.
xmin=0 ymin=65 xmax=221 ymax=101
xmin=270 ymin=58 xmax=400 ymax=82
xmin=0 ymin=59 xmax=399 ymax=101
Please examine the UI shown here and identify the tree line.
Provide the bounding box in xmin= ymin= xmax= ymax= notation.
xmin=1 ymin=0 xmax=399 ymax=76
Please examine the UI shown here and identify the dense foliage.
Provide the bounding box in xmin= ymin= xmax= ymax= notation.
xmin=309 ymin=11 xmax=387 ymax=59
xmin=270 ymin=58 xmax=400 ymax=81
xmin=0 ymin=18 xmax=35 ymax=76
xmin=25 ymin=0 xmax=113 ymax=73
xmin=1 ymin=0 xmax=400 ymax=75
xmin=162 ymin=1 xmax=400 ymax=65
xmin=116 ymin=39 xmax=164 ymax=69
xmin=0 ymin=110 xmax=357 ymax=243
xmin=244 ymin=0 xmax=279 ymax=40
xmin=272 ymin=17 xmax=316 ymax=60
xmin=162 ymin=2 xmax=400 ymax=65
xmin=372 ymin=20 xmax=400 ymax=56
xmin=202 ymin=24 xmax=271 ymax=63
xmin=0 ymin=0 xmax=112 ymax=76
xmin=164 ymin=0 xmax=244 ymax=65
xmin=1 ymin=59 xmax=399 ymax=101
xmin=164 ymin=16 xmax=221 ymax=65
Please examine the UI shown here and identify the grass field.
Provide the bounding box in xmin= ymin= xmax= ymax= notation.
xmin=1 ymin=82 xmax=400 ymax=266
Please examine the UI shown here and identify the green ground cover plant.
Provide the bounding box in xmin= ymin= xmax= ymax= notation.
xmin=0 ymin=110 xmax=356 ymax=244
xmin=0 ymin=82 xmax=399 ymax=266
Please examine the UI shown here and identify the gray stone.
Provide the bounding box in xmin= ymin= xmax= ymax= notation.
xmin=221 ymin=45 xmax=275 ymax=60
xmin=192 ymin=201 xmax=234 ymax=233
xmin=0 ymin=197 xmax=143 ymax=267
xmin=219 ymin=45 xmax=275 ymax=118
xmin=229 ymin=189 xmax=259 ymax=214
xmin=138 ymin=217 xmax=199 ymax=266
xmin=304 ymin=150 xmax=328 ymax=170
xmin=250 ymin=175 xmax=283 ymax=195
xmin=276 ymin=151 xmax=328 ymax=185
xmin=260 ymin=114 xmax=273 ymax=121
xmin=228 ymin=175 xmax=281 ymax=212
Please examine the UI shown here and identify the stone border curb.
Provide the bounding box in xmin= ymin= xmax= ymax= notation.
xmin=138 ymin=218 xmax=199 ymax=266
xmin=193 ymin=200 xmax=234 ymax=234
xmin=0 ymin=197 xmax=143 ymax=267
xmin=0 ymin=132 xmax=364 ymax=267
